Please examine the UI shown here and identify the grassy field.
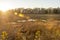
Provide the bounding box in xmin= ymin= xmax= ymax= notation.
xmin=0 ymin=14 xmax=60 ymax=40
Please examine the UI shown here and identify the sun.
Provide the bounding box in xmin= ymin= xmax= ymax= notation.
xmin=0 ymin=2 xmax=13 ymax=12
xmin=0 ymin=6 xmax=8 ymax=12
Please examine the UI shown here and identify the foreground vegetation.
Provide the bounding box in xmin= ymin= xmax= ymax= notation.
xmin=0 ymin=18 xmax=60 ymax=40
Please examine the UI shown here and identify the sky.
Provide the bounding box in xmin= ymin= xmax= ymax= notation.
xmin=0 ymin=0 xmax=60 ymax=10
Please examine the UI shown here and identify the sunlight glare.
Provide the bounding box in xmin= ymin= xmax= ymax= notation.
xmin=19 ymin=14 xmax=24 ymax=17
xmin=0 ymin=2 xmax=13 ymax=12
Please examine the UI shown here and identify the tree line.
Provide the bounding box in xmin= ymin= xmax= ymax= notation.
xmin=8 ymin=7 xmax=60 ymax=14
